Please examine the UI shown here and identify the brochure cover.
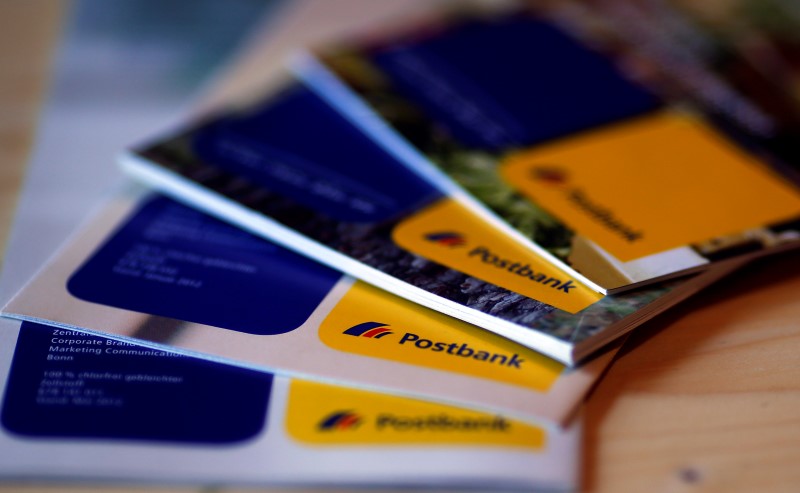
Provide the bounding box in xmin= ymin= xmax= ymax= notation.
xmin=295 ymin=3 xmax=800 ymax=292
xmin=116 ymin=81 xmax=745 ymax=363
xmin=3 ymin=190 xmax=615 ymax=424
xmin=0 ymin=320 xmax=579 ymax=489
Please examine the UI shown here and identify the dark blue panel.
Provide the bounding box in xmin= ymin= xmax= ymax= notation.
xmin=67 ymin=196 xmax=341 ymax=335
xmin=1 ymin=322 xmax=271 ymax=443
xmin=372 ymin=15 xmax=661 ymax=151
xmin=193 ymin=85 xmax=441 ymax=222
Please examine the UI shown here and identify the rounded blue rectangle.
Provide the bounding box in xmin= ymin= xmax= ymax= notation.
xmin=67 ymin=196 xmax=341 ymax=335
xmin=193 ymin=85 xmax=442 ymax=223
xmin=372 ymin=14 xmax=661 ymax=151
xmin=1 ymin=322 xmax=271 ymax=444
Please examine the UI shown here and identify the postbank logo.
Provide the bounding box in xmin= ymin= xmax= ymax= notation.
xmin=319 ymin=281 xmax=564 ymax=392
xmin=344 ymin=322 xmax=525 ymax=369
xmin=531 ymin=166 xmax=569 ymax=186
xmin=392 ymin=197 xmax=602 ymax=313
xmin=343 ymin=321 xmax=393 ymax=339
xmin=530 ymin=165 xmax=644 ymax=245
xmin=286 ymin=380 xmax=545 ymax=448
xmin=500 ymin=111 xmax=800 ymax=261
xmin=318 ymin=410 xmax=362 ymax=431
xmin=424 ymin=231 xmax=466 ymax=247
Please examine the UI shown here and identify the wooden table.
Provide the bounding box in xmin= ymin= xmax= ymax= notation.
xmin=1 ymin=1 xmax=799 ymax=492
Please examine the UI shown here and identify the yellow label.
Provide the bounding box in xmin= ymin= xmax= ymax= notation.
xmin=319 ymin=281 xmax=563 ymax=391
xmin=501 ymin=111 xmax=800 ymax=261
xmin=285 ymin=379 xmax=545 ymax=448
xmin=392 ymin=197 xmax=602 ymax=313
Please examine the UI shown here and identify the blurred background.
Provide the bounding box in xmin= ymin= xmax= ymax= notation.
xmin=0 ymin=0 xmax=282 ymax=295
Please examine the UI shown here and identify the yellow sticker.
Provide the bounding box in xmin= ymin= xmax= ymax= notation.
xmin=319 ymin=281 xmax=563 ymax=391
xmin=285 ymin=379 xmax=545 ymax=448
xmin=392 ymin=197 xmax=602 ymax=313
xmin=501 ymin=111 xmax=800 ymax=261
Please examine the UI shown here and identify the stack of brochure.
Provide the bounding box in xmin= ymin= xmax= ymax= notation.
xmin=3 ymin=1 xmax=800 ymax=490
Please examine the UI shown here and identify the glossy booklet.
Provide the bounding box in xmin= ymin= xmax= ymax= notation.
xmin=0 ymin=320 xmax=579 ymax=490
xmin=116 ymin=82 xmax=746 ymax=363
xmin=295 ymin=4 xmax=800 ymax=293
xmin=2 ymin=190 xmax=610 ymax=424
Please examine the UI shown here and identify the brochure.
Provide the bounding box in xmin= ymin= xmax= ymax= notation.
xmin=295 ymin=3 xmax=800 ymax=292
xmin=0 ymin=320 xmax=579 ymax=490
xmin=116 ymin=81 xmax=747 ymax=363
xmin=3 ymin=190 xmax=613 ymax=424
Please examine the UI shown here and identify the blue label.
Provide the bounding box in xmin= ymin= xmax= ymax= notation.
xmin=1 ymin=322 xmax=271 ymax=443
xmin=192 ymin=85 xmax=441 ymax=223
xmin=67 ymin=196 xmax=341 ymax=335
xmin=372 ymin=15 xmax=661 ymax=151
